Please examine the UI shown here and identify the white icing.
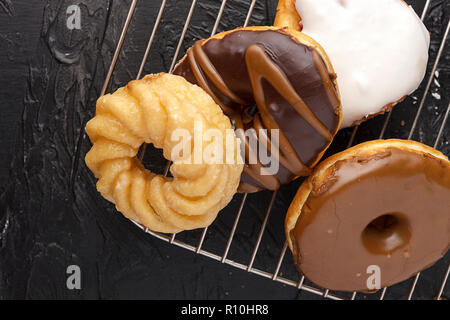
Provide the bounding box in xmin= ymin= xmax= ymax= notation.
xmin=295 ymin=0 xmax=430 ymax=128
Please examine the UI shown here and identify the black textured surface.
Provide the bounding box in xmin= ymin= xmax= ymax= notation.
xmin=0 ymin=0 xmax=449 ymax=300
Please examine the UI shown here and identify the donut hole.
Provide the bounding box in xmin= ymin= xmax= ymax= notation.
xmin=140 ymin=143 xmax=172 ymax=177
xmin=361 ymin=213 xmax=411 ymax=255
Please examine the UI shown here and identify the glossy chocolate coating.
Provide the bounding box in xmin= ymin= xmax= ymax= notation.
xmin=290 ymin=148 xmax=450 ymax=292
xmin=173 ymin=29 xmax=340 ymax=192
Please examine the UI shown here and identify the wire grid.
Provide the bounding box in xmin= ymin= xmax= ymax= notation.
xmin=101 ymin=0 xmax=450 ymax=300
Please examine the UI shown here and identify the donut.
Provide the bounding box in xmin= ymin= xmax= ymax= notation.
xmin=274 ymin=0 xmax=430 ymax=128
xmin=173 ymin=26 xmax=342 ymax=193
xmin=285 ymin=139 xmax=450 ymax=292
xmin=84 ymin=73 xmax=243 ymax=233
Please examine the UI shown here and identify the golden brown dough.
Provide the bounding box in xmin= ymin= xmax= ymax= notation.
xmin=173 ymin=26 xmax=342 ymax=192
xmin=85 ymin=73 xmax=243 ymax=233
xmin=286 ymin=139 xmax=450 ymax=291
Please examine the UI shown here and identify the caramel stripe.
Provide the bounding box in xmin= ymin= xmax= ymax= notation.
xmin=188 ymin=41 xmax=286 ymax=189
xmin=187 ymin=47 xmax=236 ymax=116
xmin=189 ymin=40 xmax=315 ymax=178
xmin=312 ymin=50 xmax=340 ymax=113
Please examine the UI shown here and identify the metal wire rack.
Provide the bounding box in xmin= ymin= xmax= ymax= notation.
xmin=100 ymin=0 xmax=449 ymax=300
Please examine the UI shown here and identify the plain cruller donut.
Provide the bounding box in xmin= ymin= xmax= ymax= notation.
xmin=85 ymin=73 xmax=243 ymax=233
xmin=174 ymin=26 xmax=343 ymax=193
xmin=286 ymin=139 xmax=450 ymax=292
xmin=275 ymin=0 xmax=430 ymax=128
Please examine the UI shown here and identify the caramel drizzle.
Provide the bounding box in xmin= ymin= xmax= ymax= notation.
xmin=186 ymin=40 xmax=335 ymax=191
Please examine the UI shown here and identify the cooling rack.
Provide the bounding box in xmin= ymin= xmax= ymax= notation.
xmin=100 ymin=0 xmax=449 ymax=300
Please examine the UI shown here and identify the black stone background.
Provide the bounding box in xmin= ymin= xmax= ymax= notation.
xmin=0 ymin=0 xmax=449 ymax=300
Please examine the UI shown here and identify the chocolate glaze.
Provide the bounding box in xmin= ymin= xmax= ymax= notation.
xmin=173 ymin=29 xmax=340 ymax=192
xmin=290 ymin=148 xmax=450 ymax=292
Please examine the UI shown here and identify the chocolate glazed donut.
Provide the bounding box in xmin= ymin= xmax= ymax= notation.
xmin=173 ymin=27 xmax=342 ymax=193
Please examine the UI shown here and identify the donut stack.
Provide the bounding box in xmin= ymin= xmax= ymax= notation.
xmin=84 ymin=0 xmax=449 ymax=292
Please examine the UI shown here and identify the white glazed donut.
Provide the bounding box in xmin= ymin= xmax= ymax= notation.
xmin=275 ymin=0 xmax=430 ymax=128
